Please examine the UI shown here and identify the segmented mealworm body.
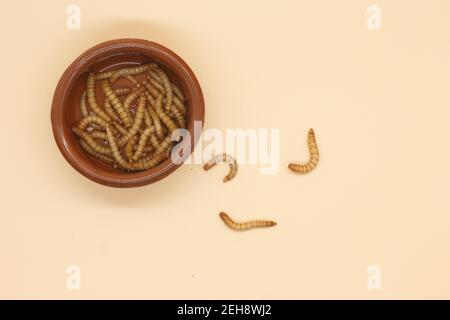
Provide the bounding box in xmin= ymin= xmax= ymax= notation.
xmin=288 ymin=128 xmax=319 ymax=174
xmin=110 ymin=63 xmax=154 ymax=83
xmin=149 ymin=132 xmax=160 ymax=149
xmin=170 ymin=105 xmax=186 ymax=128
xmin=125 ymin=135 xmax=139 ymax=161
xmin=87 ymin=73 xmax=111 ymax=122
xmin=144 ymin=90 xmax=156 ymax=106
xmin=77 ymin=115 xmax=109 ymax=131
xmin=219 ymin=212 xmax=277 ymax=231
xmin=90 ymin=130 xmax=108 ymax=140
xmin=80 ymin=90 xmax=88 ymax=117
xmin=131 ymin=151 xmax=169 ymax=170
xmin=148 ymin=106 xmax=164 ymax=140
xmin=105 ymin=126 xmax=134 ymax=171
xmin=73 ymin=127 xmax=111 ymax=155
xmin=171 ymin=83 xmax=185 ymax=102
xmin=153 ymin=136 xmax=173 ymax=156
xmin=203 ymin=153 xmax=238 ymax=182
xmin=123 ymin=87 xmax=144 ymax=115
xmin=152 ymin=67 xmax=173 ymax=112
xmin=155 ymin=105 xmax=178 ymax=133
xmin=117 ymin=95 xmax=146 ymax=147
xmin=142 ymin=79 xmax=162 ymax=99
xmin=103 ymin=100 xmax=121 ymax=122
xmin=79 ymin=139 xmax=115 ymax=164
xmin=101 ymin=80 xmax=131 ymax=127
xmin=132 ymin=127 xmax=154 ymax=161
xmin=115 ymin=88 xmax=132 ymax=96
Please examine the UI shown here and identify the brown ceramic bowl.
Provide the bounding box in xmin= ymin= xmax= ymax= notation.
xmin=51 ymin=39 xmax=205 ymax=187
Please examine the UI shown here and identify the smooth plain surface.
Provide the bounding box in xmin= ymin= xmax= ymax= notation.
xmin=1 ymin=0 xmax=450 ymax=299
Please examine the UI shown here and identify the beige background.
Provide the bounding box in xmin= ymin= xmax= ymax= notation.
xmin=1 ymin=0 xmax=449 ymax=299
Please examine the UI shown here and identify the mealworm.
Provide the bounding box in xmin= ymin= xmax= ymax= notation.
xmin=148 ymin=106 xmax=164 ymax=140
xmin=79 ymin=139 xmax=115 ymax=164
xmin=142 ymin=79 xmax=162 ymax=99
xmin=115 ymin=88 xmax=132 ymax=96
xmin=219 ymin=212 xmax=277 ymax=231
xmin=153 ymin=135 xmax=173 ymax=156
xmin=171 ymin=83 xmax=186 ymax=102
xmin=131 ymin=127 xmax=154 ymax=161
xmin=105 ymin=125 xmax=134 ymax=171
xmin=171 ymin=96 xmax=187 ymax=115
xmin=148 ymin=77 xmax=165 ymax=93
xmin=125 ymin=135 xmax=139 ymax=161
xmin=203 ymin=153 xmax=238 ymax=182
xmin=123 ymin=87 xmax=144 ymax=115
xmin=117 ymin=94 xmax=146 ymax=147
xmin=130 ymin=150 xmax=169 ymax=171
xmin=87 ymin=73 xmax=111 ymax=122
xmin=170 ymin=105 xmax=186 ymax=128
xmin=154 ymin=67 xmax=173 ymax=112
xmin=101 ymin=80 xmax=131 ymax=127
xmin=148 ymin=132 xmax=160 ymax=149
xmin=144 ymin=90 xmax=156 ymax=106
xmin=148 ymin=70 xmax=185 ymax=102
xmin=110 ymin=63 xmax=154 ymax=83
xmin=288 ymin=128 xmax=319 ymax=174
xmin=103 ymin=100 xmax=121 ymax=122
xmin=143 ymin=109 xmax=153 ymax=128
xmin=80 ymin=90 xmax=88 ymax=117
xmin=72 ymin=127 xmax=111 ymax=155
xmin=89 ymin=130 xmax=108 ymax=140
xmin=77 ymin=115 xmax=109 ymax=131
xmin=95 ymin=70 xmax=115 ymax=80
xmin=155 ymin=107 xmax=178 ymax=133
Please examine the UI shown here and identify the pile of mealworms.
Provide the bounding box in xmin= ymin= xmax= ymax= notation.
xmin=203 ymin=128 xmax=320 ymax=231
xmin=73 ymin=62 xmax=187 ymax=171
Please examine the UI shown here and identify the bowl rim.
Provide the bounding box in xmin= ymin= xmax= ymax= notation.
xmin=51 ymin=38 xmax=205 ymax=187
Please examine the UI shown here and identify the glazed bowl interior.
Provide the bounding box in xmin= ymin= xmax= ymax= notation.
xmin=51 ymin=39 xmax=204 ymax=187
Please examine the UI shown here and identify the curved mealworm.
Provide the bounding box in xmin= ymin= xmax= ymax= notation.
xmin=105 ymin=125 xmax=134 ymax=171
xmin=77 ymin=115 xmax=109 ymax=131
xmin=131 ymin=150 xmax=169 ymax=171
xmin=219 ymin=212 xmax=277 ymax=231
xmin=101 ymin=80 xmax=131 ymax=127
xmin=148 ymin=106 xmax=164 ymax=140
xmin=73 ymin=127 xmax=111 ymax=155
xmin=153 ymin=136 xmax=173 ymax=156
xmin=123 ymin=87 xmax=144 ymax=115
xmin=80 ymin=90 xmax=88 ymax=117
xmin=151 ymin=67 xmax=173 ymax=112
xmin=125 ymin=135 xmax=139 ymax=161
xmin=142 ymin=79 xmax=162 ymax=99
xmin=148 ymin=132 xmax=160 ymax=149
xmin=117 ymin=94 xmax=146 ymax=147
xmin=148 ymin=77 xmax=165 ymax=93
xmin=103 ymin=100 xmax=121 ymax=122
xmin=144 ymin=90 xmax=156 ymax=106
xmin=170 ymin=105 xmax=186 ymax=128
xmin=155 ymin=103 xmax=178 ymax=133
xmin=288 ymin=128 xmax=319 ymax=174
xmin=171 ymin=83 xmax=186 ymax=102
xmin=203 ymin=153 xmax=238 ymax=182
xmin=110 ymin=63 xmax=154 ymax=83
xmin=131 ymin=127 xmax=154 ymax=161
xmin=89 ymin=130 xmax=108 ymax=140
xmin=148 ymin=70 xmax=186 ymax=103
xmin=79 ymin=139 xmax=115 ymax=164
xmin=87 ymin=73 xmax=111 ymax=122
